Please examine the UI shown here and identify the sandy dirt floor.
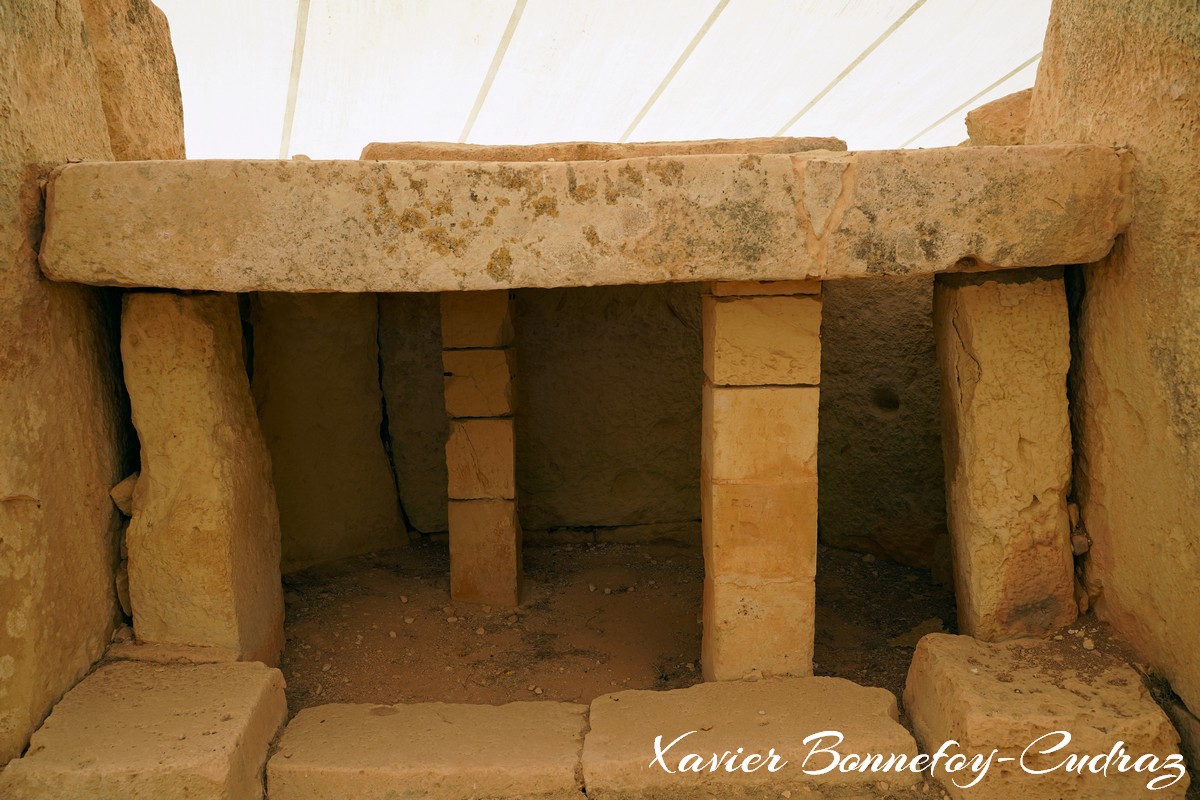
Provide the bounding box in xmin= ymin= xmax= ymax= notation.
xmin=279 ymin=539 xmax=959 ymax=718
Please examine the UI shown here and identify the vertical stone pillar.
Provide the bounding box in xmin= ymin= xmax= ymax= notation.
xmin=441 ymin=291 xmax=521 ymax=606
xmin=701 ymin=280 xmax=821 ymax=681
xmin=121 ymin=293 xmax=284 ymax=664
xmin=933 ymin=272 xmax=1076 ymax=641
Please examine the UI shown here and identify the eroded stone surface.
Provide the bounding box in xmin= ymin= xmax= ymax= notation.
xmin=448 ymin=500 xmax=522 ymax=607
xmin=80 ymin=0 xmax=185 ymax=160
xmin=0 ymin=661 xmax=286 ymax=800
xmin=934 ymin=273 xmax=1076 ymax=640
xmin=446 ymin=418 xmax=516 ymax=500
xmin=361 ymin=136 xmax=846 ymax=161
xmin=904 ymin=634 xmax=1189 ymax=799
xmin=250 ymin=293 xmax=406 ymax=573
xmin=41 ymin=145 xmax=1129 ymax=291
xmin=0 ymin=0 xmax=125 ymax=764
xmin=1025 ymin=0 xmax=1200 ymax=719
xmin=582 ymin=677 xmax=919 ymax=798
xmin=268 ymin=701 xmax=587 ymax=800
xmin=122 ymin=293 xmax=283 ymax=663
xmin=966 ymin=88 xmax=1032 ymax=147
xmin=702 ymin=294 xmax=821 ymax=386
xmin=443 ymin=348 xmax=513 ymax=418
xmin=703 ymin=385 xmax=819 ymax=483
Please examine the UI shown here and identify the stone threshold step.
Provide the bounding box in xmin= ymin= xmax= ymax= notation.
xmin=0 ymin=660 xmax=287 ymax=800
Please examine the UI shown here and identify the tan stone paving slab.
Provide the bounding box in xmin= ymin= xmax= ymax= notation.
xmin=41 ymin=145 xmax=1128 ymax=292
xmin=0 ymin=661 xmax=286 ymax=800
xmin=582 ymin=677 xmax=919 ymax=798
xmin=904 ymin=633 xmax=1189 ymax=799
xmin=267 ymin=700 xmax=587 ymax=800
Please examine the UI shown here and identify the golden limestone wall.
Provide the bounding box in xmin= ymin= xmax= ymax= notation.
xmin=1025 ymin=0 xmax=1200 ymax=714
xmin=0 ymin=0 xmax=183 ymax=763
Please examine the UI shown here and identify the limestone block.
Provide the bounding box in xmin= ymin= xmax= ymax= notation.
xmin=80 ymin=0 xmax=186 ymax=160
xmin=934 ymin=273 xmax=1076 ymax=640
xmin=448 ymin=500 xmax=522 ymax=607
xmin=41 ymin=145 xmax=1130 ymax=292
xmin=702 ymin=384 xmax=819 ymax=483
xmin=1025 ymin=0 xmax=1200 ymax=717
xmin=514 ymin=284 xmax=702 ymax=531
xmin=440 ymin=291 xmax=513 ymax=349
xmin=0 ymin=0 xmax=125 ymax=764
xmin=965 ymin=88 xmax=1032 ymax=147
xmin=582 ymin=677 xmax=919 ymax=798
xmin=361 ymin=136 xmax=847 ymax=161
xmin=702 ymin=578 xmax=814 ymax=680
xmin=703 ymin=295 xmax=821 ymax=386
xmin=268 ymin=701 xmax=587 ymax=800
xmin=250 ymin=293 xmax=406 ymax=572
xmin=703 ymin=479 xmax=816 ymax=583
xmin=905 ymin=634 xmax=1189 ymax=799
xmin=122 ymin=293 xmax=283 ymax=663
xmin=443 ymin=348 xmax=513 ymax=418
xmin=110 ymin=471 xmax=138 ymax=516
xmin=446 ymin=418 xmax=515 ymax=500
xmin=710 ymin=279 xmax=821 ymax=296
xmin=378 ymin=293 xmax=449 ymax=533
xmin=0 ymin=661 xmax=286 ymax=800
xmin=817 ymin=276 xmax=946 ymax=568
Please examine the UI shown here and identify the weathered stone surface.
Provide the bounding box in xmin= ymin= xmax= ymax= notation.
xmin=0 ymin=661 xmax=286 ymax=800
xmin=703 ymin=479 xmax=816 ymax=583
xmin=515 ymin=284 xmax=703 ymax=533
xmin=122 ymin=293 xmax=283 ymax=663
xmin=703 ymin=385 xmax=819 ymax=482
xmin=965 ymin=88 xmax=1032 ymax=147
xmin=1025 ymin=0 xmax=1200 ymax=718
xmin=443 ymin=348 xmax=513 ymax=418
xmin=378 ymin=293 xmax=449 ymax=534
xmin=268 ymin=701 xmax=587 ymax=799
xmin=249 ymin=293 xmax=406 ymax=572
xmin=446 ymin=418 xmax=515 ymax=500
xmin=582 ymin=677 xmax=919 ymax=798
xmin=80 ymin=0 xmax=185 ymax=160
xmin=41 ymin=145 xmax=1129 ymax=291
xmin=703 ymin=295 xmax=821 ymax=386
xmin=0 ymin=0 xmax=126 ymax=765
xmin=905 ymin=634 xmax=1189 ymax=799
xmin=710 ymin=279 xmax=821 ymax=296
xmin=817 ymin=276 xmax=946 ymax=568
xmin=109 ymin=471 xmax=138 ymax=516
xmin=702 ymin=578 xmax=814 ymax=681
xmin=448 ymin=500 xmax=521 ymax=607
xmin=440 ymin=290 xmax=513 ymax=348
xmin=934 ymin=273 xmax=1076 ymax=640
xmin=362 ymin=136 xmax=846 ymax=161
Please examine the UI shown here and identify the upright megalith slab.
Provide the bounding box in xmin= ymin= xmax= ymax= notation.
xmin=0 ymin=660 xmax=287 ymax=800
xmin=934 ymin=273 xmax=1076 ymax=640
xmin=122 ymin=293 xmax=284 ymax=664
xmin=904 ymin=634 xmax=1189 ymax=799
xmin=0 ymin=0 xmax=125 ymax=765
xmin=701 ymin=281 xmax=821 ymax=681
xmin=250 ymin=293 xmax=407 ymax=572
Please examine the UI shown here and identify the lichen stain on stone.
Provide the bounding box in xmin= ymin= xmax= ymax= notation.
xmin=582 ymin=225 xmax=601 ymax=247
xmin=570 ymin=181 xmax=597 ymax=202
xmin=647 ymin=160 xmax=684 ymax=186
xmin=486 ymin=246 xmax=514 ymax=281
xmin=398 ymin=207 xmax=427 ymax=232
xmin=856 ymin=232 xmax=906 ymax=275
xmin=914 ymin=221 xmax=944 ymax=261
xmin=531 ymin=195 xmax=559 ymax=218
xmin=631 ymin=197 xmax=780 ymax=273
xmin=430 ymin=199 xmax=453 ymax=217
xmin=618 ymin=163 xmax=645 ymax=187
xmin=408 ymin=177 xmax=428 ymax=197
xmin=739 ymin=154 xmax=762 ymax=170
xmin=419 ymin=225 xmax=466 ymax=256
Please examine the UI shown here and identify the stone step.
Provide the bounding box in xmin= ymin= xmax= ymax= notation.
xmin=0 ymin=660 xmax=286 ymax=800
xmin=267 ymin=701 xmax=588 ymax=800
xmin=904 ymin=633 xmax=1190 ymax=799
xmin=582 ymin=676 xmax=921 ymax=798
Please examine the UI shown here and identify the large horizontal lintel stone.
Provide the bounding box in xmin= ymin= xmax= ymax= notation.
xmin=41 ymin=144 xmax=1129 ymax=292
xmin=361 ymin=135 xmax=847 ymax=161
